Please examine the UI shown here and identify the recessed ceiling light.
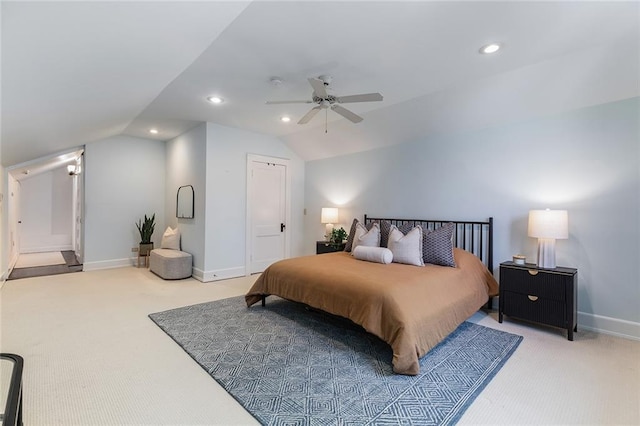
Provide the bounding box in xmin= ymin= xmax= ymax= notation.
xmin=149 ymin=129 xmax=159 ymax=134
xmin=480 ymin=43 xmax=501 ymax=54
xmin=207 ymin=96 xmax=224 ymax=104
xmin=280 ymin=116 xmax=291 ymax=123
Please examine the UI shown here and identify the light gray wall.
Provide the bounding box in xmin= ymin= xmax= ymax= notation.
xmin=163 ymin=122 xmax=305 ymax=281
xmin=305 ymin=97 xmax=639 ymax=336
xmin=165 ymin=123 xmax=207 ymax=272
xmin=203 ymin=122 xmax=305 ymax=280
xmin=84 ymin=135 xmax=166 ymax=269
xmin=19 ymin=167 xmax=73 ymax=252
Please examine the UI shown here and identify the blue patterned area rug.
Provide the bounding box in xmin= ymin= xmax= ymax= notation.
xmin=149 ymin=296 xmax=522 ymax=425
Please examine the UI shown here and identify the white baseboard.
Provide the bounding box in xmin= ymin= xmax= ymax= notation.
xmin=21 ymin=245 xmax=73 ymax=254
xmin=83 ymin=258 xmax=133 ymax=271
xmin=577 ymin=311 xmax=640 ymax=341
xmin=192 ymin=266 xmax=245 ymax=283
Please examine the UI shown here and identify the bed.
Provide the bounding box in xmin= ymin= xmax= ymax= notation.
xmin=245 ymin=215 xmax=499 ymax=375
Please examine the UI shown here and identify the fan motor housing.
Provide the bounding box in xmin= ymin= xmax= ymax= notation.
xmin=313 ymin=94 xmax=337 ymax=104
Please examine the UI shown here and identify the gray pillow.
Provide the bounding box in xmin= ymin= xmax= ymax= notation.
xmin=379 ymin=220 xmax=392 ymax=248
xmin=423 ymin=222 xmax=456 ymax=267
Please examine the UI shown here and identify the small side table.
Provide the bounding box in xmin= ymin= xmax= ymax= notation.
xmin=316 ymin=241 xmax=345 ymax=254
xmin=138 ymin=244 xmax=153 ymax=268
xmin=499 ymin=261 xmax=578 ymax=340
xmin=137 ymin=252 xmax=149 ymax=268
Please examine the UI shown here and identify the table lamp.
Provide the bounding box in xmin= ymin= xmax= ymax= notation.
xmin=321 ymin=207 xmax=339 ymax=241
xmin=528 ymin=209 xmax=568 ymax=269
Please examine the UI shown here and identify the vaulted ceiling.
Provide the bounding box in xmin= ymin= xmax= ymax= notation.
xmin=2 ymin=1 xmax=638 ymax=167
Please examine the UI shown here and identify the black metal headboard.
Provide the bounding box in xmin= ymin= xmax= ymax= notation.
xmin=363 ymin=215 xmax=494 ymax=272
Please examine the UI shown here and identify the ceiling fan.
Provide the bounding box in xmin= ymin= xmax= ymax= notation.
xmin=266 ymin=75 xmax=383 ymax=126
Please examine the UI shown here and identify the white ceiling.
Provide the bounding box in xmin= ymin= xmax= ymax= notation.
xmin=2 ymin=1 xmax=639 ymax=167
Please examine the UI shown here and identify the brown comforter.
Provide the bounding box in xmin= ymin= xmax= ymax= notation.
xmin=245 ymin=248 xmax=499 ymax=375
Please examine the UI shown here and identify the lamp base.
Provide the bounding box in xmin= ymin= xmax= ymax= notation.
xmin=325 ymin=223 xmax=334 ymax=241
xmin=537 ymin=238 xmax=557 ymax=269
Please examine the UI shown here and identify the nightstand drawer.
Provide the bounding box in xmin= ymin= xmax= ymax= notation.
xmin=316 ymin=241 xmax=345 ymax=254
xmin=502 ymin=291 xmax=566 ymax=328
xmin=500 ymin=266 xmax=566 ymax=301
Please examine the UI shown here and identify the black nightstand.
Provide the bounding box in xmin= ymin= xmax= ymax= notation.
xmin=499 ymin=261 xmax=578 ymax=340
xmin=316 ymin=241 xmax=345 ymax=254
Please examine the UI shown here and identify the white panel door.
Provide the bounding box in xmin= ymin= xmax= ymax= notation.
xmin=249 ymin=160 xmax=287 ymax=274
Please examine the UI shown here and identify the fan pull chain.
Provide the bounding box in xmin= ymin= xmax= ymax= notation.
xmin=325 ymin=109 xmax=328 ymax=133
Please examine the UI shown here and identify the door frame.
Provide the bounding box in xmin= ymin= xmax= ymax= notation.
xmin=245 ymin=153 xmax=291 ymax=275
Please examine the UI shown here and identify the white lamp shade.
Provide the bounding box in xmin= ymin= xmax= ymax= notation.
xmin=320 ymin=207 xmax=339 ymax=224
xmin=528 ymin=209 xmax=568 ymax=239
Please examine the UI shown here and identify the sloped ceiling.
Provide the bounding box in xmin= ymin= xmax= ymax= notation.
xmin=2 ymin=1 xmax=638 ymax=167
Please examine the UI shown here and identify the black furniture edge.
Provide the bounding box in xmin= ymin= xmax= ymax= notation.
xmin=1 ymin=353 xmax=23 ymax=426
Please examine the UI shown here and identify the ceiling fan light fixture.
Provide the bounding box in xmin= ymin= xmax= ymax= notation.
xmin=207 ymin=96 xmax=224 ymax=104
xmin=480 ymin=43 xmax=501 ymax=54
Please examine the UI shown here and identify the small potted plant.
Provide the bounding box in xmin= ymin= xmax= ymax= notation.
xmin=328 ymin=227 xmax=348 ymax=249
xmin=136 ymin=213 xmax=156 ymax=256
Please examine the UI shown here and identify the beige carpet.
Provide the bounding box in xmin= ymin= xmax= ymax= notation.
xmin=14 ymin=251 xmax=66 ymax=268
xmin=0 ymin=267 xmax=638 ymax=425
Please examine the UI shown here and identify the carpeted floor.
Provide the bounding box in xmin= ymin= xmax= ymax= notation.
xmin=150 ymin=296 xmax=522 ymax=425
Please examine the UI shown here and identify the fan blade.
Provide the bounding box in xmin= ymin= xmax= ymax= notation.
xmin=307 ymin=78 xmax=328 ymax=98
xmin=265 ymin=100 xmax=312 ymax=105
xmin=298 ymin=106 xmax=322 ymax=124
xmin=331 ymin=105 xmax=363 ymax=123
xmin=336 ymin=93 xmax=383 ymax=103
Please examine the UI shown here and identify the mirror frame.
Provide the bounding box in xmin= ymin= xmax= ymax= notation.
xmin=176 ymin=185 xmax=194 ymax=219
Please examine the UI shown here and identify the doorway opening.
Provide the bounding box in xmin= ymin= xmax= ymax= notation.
xmin=6 ymin=147 xmax=84 ymax=280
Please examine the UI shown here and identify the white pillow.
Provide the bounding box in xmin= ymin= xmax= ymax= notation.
xmin=353 ymin=246 xmax=393 ymax=264
xmin=351 ymin=222 xmax=380 ymax=254
xmin=160 ymin=226 xmax=181 ymax=250
xmin=387 ymin=225 xmax=424 ymax=266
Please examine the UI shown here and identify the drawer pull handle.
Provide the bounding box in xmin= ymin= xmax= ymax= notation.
xmin=528 ymin=269 xmax=539 ymax=276
xmin=528 ymin=295 xmax=539 ymax=301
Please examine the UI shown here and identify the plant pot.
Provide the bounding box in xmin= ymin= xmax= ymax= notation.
xmin=139 ymin=242 xmax=154 ymax=256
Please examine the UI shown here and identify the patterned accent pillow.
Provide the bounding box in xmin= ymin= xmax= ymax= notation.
xmin=387 ymin=225 xmax=424 ymax=266
xmin=423 ymin=222 xmax=456 ymax=267
xmin=344 ymin=219 xmax=375 ymax=252
xmin=344 ymin=218 xmax=359 ymax=252
xmin=351 ymin=222 xmax=381 ymax=254
xmin=379 ymin=220 xmax=392 ymax=248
